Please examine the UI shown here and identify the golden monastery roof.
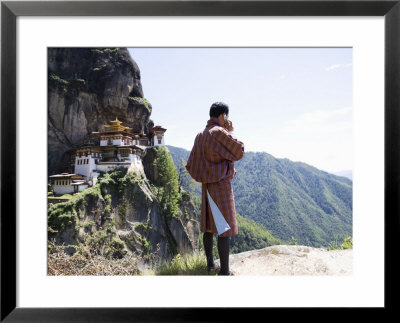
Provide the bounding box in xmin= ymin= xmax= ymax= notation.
xmin=92 ymin=117 xmax=132 ymax=134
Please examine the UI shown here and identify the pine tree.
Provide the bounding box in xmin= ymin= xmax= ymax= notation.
xmin=153 ymin=147 xmax=180 ymax=218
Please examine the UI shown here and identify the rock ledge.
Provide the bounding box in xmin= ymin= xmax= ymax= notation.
xmin=216 ymin=245 xmax=352 ymax=276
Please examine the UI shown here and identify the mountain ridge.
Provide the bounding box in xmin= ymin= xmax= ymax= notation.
xmin=166 ymin=145 xmax=352 ymax=248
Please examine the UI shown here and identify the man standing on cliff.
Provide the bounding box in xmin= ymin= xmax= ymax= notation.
xmin=186 ymin=102 xmax=245 ymax=275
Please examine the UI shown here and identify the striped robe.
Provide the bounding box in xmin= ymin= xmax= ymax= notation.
xmin=186 ymin=117 xmax=245 ymax=237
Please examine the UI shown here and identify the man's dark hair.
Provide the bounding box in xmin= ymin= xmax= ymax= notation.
xmin=209 ymin=102 xmax=229 ymax=118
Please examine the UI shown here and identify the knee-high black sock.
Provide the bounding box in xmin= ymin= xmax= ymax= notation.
xmin=217 ymin=236 xmax=230 ymax=275
xmin=203 ymin=232 xmax=214 ymax=268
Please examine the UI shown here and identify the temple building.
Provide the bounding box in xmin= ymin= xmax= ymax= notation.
xmin=150 ymin=125 xmax=167 ymax=146
xmin=49 ymin=173 xmax=88 ymax=195
xmin=49 ymin=118 xmax=167 ymax=194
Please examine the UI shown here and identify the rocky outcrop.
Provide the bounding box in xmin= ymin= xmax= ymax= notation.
xmin=48 ymin=169 xmax=200 ymax=270
xmin=174 ymin=191 xmax=200 ymax=251
xmin=141 ymin=146 xmax=159 ymax=183
xmin=48 ymin=48 xmax=153 ymax=175
xmin=142 ymin=146 xmax=200 ymax=254
xmin=215 ymin=245 xmax=353 ymax=276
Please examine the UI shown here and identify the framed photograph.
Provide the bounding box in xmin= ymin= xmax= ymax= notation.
xmin=2 ymin=0 xmax=398 ymax=321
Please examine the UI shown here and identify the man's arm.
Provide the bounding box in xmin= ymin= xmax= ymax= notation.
xmin=212 ymin=127 xmax=244 ymax=161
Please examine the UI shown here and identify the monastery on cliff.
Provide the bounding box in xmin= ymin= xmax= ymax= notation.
xmin=50 ymin=118 xmax=166 ymax=195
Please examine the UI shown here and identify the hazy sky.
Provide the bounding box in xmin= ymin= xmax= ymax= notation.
xmin=128 ymin=47 xmax=352 ymax=174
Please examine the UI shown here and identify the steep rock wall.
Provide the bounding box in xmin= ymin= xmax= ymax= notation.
xmin=48 ymin=168 xmax=200 ymax=270
xmin=48 ymin=48 xmax=153 ymax=175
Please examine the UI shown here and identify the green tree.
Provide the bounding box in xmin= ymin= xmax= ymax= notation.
xmin=178 ymin=159 xmax=196 ymax=193
xmin=153 ymin=147 xmax=181 ymax=218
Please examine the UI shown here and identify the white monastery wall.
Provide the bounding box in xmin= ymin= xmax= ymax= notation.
xmin=53 ymin=184 xmax=74 ymax=195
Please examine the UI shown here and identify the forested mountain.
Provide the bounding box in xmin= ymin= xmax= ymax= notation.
xmin=167 ymin=145 xmax=201 ymax=196
xmin=167 ymin=146 xmax=352 ymax=248
xmin=230 ymin=214 xmax=283 ymax=254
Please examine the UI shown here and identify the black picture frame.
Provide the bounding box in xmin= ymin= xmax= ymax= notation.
xmin=1 ymin=0 xmax=399 ymax=321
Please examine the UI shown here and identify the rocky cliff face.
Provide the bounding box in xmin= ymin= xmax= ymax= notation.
xmin=47 ymin=48 xmax=200 ymax=271
xmin=48 ymin=48 xmax=154 ymax=175
xmin=48 ymin=167 xmax=200 ymax=270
